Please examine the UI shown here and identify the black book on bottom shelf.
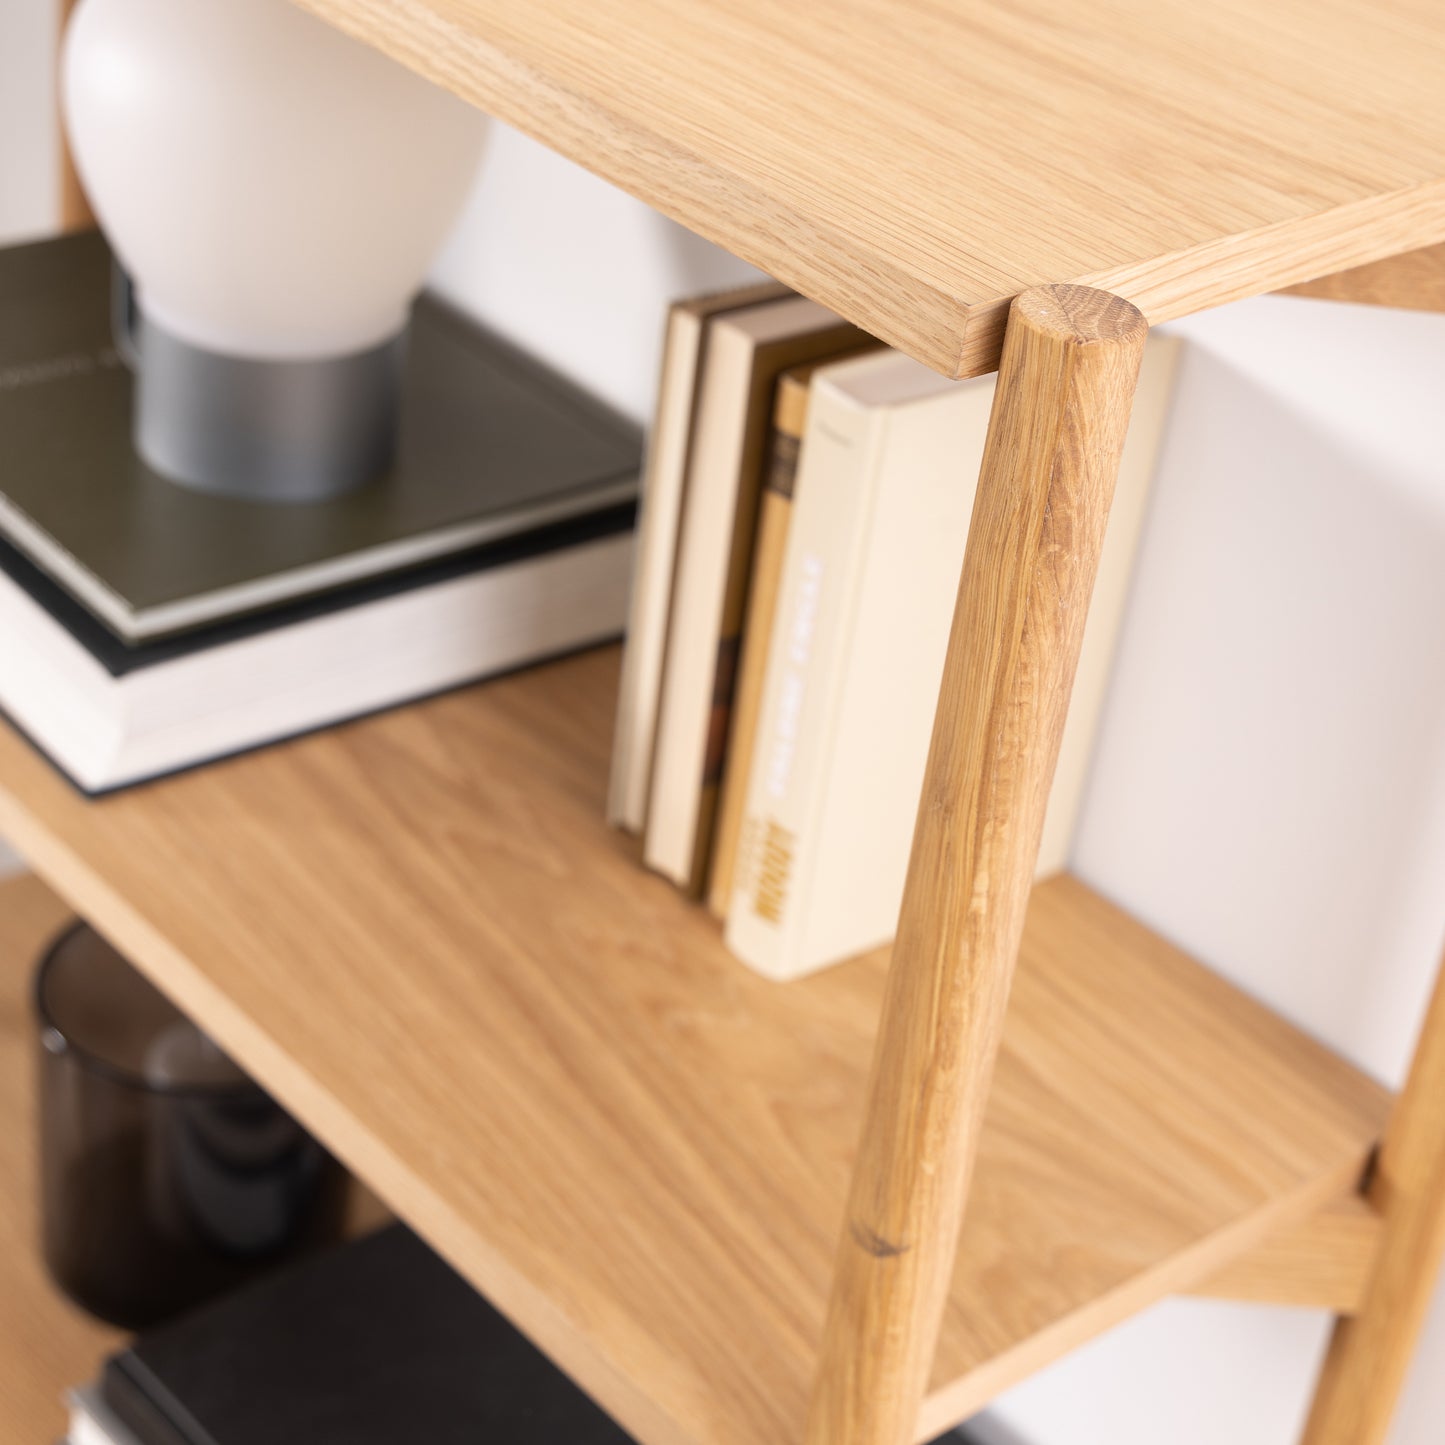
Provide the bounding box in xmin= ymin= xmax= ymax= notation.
xmin=92 ymin=1224 xmax=637 ymax=1444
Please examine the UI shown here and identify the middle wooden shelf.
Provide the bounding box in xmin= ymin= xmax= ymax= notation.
xmin=0 ymin=644 xmax=1390 ymax=1445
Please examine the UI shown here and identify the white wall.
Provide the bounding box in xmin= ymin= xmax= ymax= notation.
xmin=429 ymin=124 xmax=764 ymax=422
xmin=0 ymin=0 xmax=58 ymax=244
xmin=7 ymin=12 xmax=1445 ymax=1441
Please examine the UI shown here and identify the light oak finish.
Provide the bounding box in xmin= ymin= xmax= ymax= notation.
xmin=1302 ymin=946 xmax=1445 ymax=1445
xmin=0 ymin=872 xmax=121 ymax=1443
xmin=1282 ymin=242 xmax=1445 ymax=312
xmin=0 ymin=649 xmax=1388 ymax=1445
xmin=56 ymin=0 xmax=93 ymax=232
xmin=1188 ymin=1194 xmax=1383 ymax=1315
xmin=34 ymin=0 xmax=1445 ymax=1435
xmin=804 ymin=286 xmax=1147 ymax=1445
xmin=298 ymin=0 xmax=1445 ymax=376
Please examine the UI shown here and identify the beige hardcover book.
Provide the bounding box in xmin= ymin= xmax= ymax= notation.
xmin=702 ymin=369 xmax=811 ymax=918
xmin=607 ymin=280 xmax=790 ymax=833
xmin=643 ymin=296 xmax=866 ymax=892
xmin=705 ymin=351 xmax=876 ymax=918
xmin=725 ymin=335 xmax=1181 ymax=979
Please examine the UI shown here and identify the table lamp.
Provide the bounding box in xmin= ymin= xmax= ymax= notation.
xmin=62 ymin=0 xmax=487 ymax=502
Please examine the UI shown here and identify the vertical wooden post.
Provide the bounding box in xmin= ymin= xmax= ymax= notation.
xmin=1301 ymin=946 xmax=1445 ymax=1445
xmin=57 ymin=0 xmax=95 ymax=231
xmin=803 ymin=285 xmax=1147 ymax=1445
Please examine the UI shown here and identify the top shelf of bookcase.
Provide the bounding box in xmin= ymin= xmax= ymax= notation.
xmin=0 ymin=646 xmax=1388 ymax=1445
xmin=296 ymin=0 xmax=1445 ymax=376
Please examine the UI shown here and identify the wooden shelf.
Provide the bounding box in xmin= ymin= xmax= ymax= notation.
xmin=0 ymin=874 xmax=123 ymax=1444
xmin=0 ymin=647 xmax=1390 ymax=1445
xmin=297 ymin=0 xmax=1445 ymax=376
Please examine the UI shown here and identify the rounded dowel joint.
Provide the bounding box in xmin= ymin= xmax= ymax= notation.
xmin=1012 ymin=283 xmax=1148 ymax=347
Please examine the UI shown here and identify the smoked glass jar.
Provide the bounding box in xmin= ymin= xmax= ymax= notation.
xmin=35 ymin=921 xmax=345 ymax=1328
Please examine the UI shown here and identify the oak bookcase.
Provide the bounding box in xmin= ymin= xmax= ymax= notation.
xmin=10 ymin=1 xmax=1445 ymax=1443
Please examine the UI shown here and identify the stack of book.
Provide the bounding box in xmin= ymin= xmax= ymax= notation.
xmin=0 ymin=232 xmax=642 ymax=793
xmin=611 ymin=285 xmax=1181 ymax=979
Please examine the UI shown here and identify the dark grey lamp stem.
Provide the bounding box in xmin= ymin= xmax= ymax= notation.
xmin=115 ymin=267 xmax=403 ymax=504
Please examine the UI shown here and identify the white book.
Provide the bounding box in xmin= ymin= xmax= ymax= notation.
xmin=0 ymin=521 xmax=633 ymax=794
xmin=607 ymin=282 xmax=788 ymax=832
xmin=725 ymin=335 xmax=1181 ymax=979
xmin=644 ymin=295 xmax=862 ymax=892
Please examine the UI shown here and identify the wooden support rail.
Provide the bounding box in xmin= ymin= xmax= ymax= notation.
xmin=803 ymin=286 xmax=1147 ymax=1445
xmin=1189 ymin=1194 xmax=1383 ymax=1315
xmin=1281 ymin=243 xmax=1445 ymax=313
xmin=1301 ymin=938 xmax=1445 ymax=1444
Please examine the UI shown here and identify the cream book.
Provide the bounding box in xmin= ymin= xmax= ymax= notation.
xmin=643 ymin=295 xmax=865 ymax=893
xmin=725 ymin=335 xmax=1181 ymax=979
xmin=607 ymin=281 xmax=789 ymax=832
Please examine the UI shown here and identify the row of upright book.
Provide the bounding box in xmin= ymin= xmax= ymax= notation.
xmin=610 ymin=283 xmax=1181 ymax=980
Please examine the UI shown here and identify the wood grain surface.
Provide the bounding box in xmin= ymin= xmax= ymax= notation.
xmin=1282 ymin=242 xmax=1445 ymax=312
xmin=1189 ymin=1194 xmax=1382 ymax=1315
xmin=0 ymin=873 xmax=120 ymax=1444
xmin=296 ymin=0 xmax=1445 ymax=376
xmin=0 ymin=649 xmax=1389 ymax=1445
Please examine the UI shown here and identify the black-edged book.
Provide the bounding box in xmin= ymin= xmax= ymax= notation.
xmin=0 ymin=233 xmax=641 ymax=792
xmin=67 ymin=1225 xmax=636 ymax=1445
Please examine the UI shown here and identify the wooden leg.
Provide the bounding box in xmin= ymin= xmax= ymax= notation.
xmin=1300 ymin=949 xmax=1445 ymax=1445
xmin=803 ymin=286 xmax=1147 ymax=1445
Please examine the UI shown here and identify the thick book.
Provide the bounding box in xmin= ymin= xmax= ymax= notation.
xmin=724 ymin=337 xmax=1181 ymax=979
xmin=643 ymin=296 xmax=867 ymax=894
xmin=0 ymin=231 xmax=640 ymax=642
xmin=95 ymin=1224 xmax=636 ymax=1444
xmin=0 ymin=508 xmax=633 ymax=794
xmin=606 ymin=280 xmax=789 ymax=833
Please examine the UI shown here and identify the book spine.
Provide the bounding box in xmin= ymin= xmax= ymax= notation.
xmin=607 ymin=281 xmax=793 ymax=833
xmin=689 ymin=331 xmax=868 ymax=901
xmin=606 ymin=306 xmax=701 ymax=832
xmin=644 ymin=324 xmax=756 ymax=891
xmin=705 ymin=384 xmax=806 ymax=918
xmin=723 ymin=381 xmax=878 ymax=978
xmin=645 ymin=310 xmax=867 ymax=895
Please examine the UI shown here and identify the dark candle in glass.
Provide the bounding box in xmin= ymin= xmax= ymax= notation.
xmin=35 ymin=922 xmax=346 ymax=1329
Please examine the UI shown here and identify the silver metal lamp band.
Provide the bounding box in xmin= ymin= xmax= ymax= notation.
xmin=131 ymin=310 xmax=404 ymax=503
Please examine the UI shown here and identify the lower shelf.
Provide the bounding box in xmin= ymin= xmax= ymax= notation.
xmin=0 ymin=646 xmax=1390 ymax=1445
xmin=0 ymin=874 xmax=123 ymax=1444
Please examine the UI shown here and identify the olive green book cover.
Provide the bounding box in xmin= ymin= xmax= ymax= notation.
xmin=0 ymin=232 xmax=640 ymax=642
